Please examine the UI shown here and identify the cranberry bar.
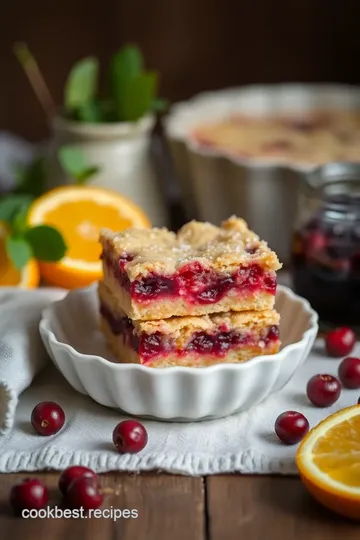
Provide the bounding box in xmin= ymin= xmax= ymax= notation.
xmin=99 ymin=282 xmax=280 ymax=368
xmin=100 ymin=216 xmax=282 ymax=321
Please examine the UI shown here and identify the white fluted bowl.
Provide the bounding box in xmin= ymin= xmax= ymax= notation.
xmin=40 ymin=284 xmax=318 ymax=421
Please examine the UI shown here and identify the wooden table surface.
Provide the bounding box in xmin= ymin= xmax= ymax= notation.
xmin=1 ymin=472 xmax=359 ymax=539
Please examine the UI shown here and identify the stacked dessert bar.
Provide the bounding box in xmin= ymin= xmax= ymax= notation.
xmin=98 ymin=216 xmax=282 ymax=368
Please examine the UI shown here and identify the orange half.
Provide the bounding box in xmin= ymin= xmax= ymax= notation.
xmin=296 ymin=405 xmax=360 ymax=520
xmin=27 ymin=185 xmax=150 ymax=289
xmin=0 ymin=221 xmax=39 ymax=288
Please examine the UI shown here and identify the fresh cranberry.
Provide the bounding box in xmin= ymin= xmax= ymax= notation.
xmin=338 ymin=357 xmax=360 ymax=389
xmin=58 ymin=466 xmax=97 ymax=496
xmin=274 ymin=411 xmax=309 ymax=445
xmin=66 ymin=477 xmax=103 ymax=510
xmin=306 ymin=374 xmax=341 ymax=407
xmin=112 ymin=420 xmax=148 ymax=454
xmin=10 ymin=478 xmax=48 ymax=512
xmin=31 ymin=401 xmax=65 ymax=436
xmin=306 ymin=231 xmax=327 ymax=254
xmin=325 ymin=327 xmax=356 ymax=357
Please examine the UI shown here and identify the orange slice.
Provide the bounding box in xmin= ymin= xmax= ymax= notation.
xmin=0 ymin=221 xmax=39 ymax=288
xmin=27 ymin=186 xmax=150 ymax=289
xmin=296 ymin=405 xmax=360 ymax=520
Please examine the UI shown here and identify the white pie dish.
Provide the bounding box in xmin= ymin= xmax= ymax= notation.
xmin=39 ymin=284 xmax=318 ymax=421
xmin=164 ymin=84 xmax=360 ymax=263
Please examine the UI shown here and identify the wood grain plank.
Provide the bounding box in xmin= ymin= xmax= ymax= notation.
xmin=207 ymin=476 xmax=360 ymax=540
xmin=0 ymin=472 xmax=205 ymax=540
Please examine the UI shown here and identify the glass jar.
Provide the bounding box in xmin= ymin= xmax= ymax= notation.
xmin=291 ymin=163 xmax=360 ymax=326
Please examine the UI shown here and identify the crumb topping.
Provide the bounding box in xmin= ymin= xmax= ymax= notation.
xmin=100 ymin=216 xmax=282 ymax=280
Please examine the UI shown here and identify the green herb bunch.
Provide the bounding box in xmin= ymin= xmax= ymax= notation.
xmin=2 ymin=42 xmax=163 ymax=274
xmin=0 ymin=148 xmax=99 ymax=271
xmin=64 ymin=44 xmax=166 ymax=123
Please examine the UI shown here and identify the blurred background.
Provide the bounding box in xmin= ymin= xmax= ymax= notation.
xmin=3 ymin=0 xmax=360 ymax=141
xmin=3 ymin=0 xmax=360 ymax=326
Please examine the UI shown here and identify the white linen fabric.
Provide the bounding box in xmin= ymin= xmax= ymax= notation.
xmin=0 ymin=287 xmax=355 ymax=475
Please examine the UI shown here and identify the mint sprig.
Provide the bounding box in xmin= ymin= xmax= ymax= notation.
xmin=25 ymin=226 xmax=67 ymax=261
xmin=0 ymin=194 xmax=33 ymax=223
xmin=110 ymin=46 xmax=158 ymax=122
xmin=5 ymin=223 xmax=67 ymax=271
xmin=0 ymin=199 xmax=68 ymax=270
xmin=58 ymin=146 xmax=100 ymax=184
xmin=62 ymin=44 xmax=163 ymax=123
xmin=64 ymin=57 xmax=99 ymax=111
xmin=0 ymin=148 xmax=97 ymax=271
xmin=5 ymin=236 xmax=33 ymax=270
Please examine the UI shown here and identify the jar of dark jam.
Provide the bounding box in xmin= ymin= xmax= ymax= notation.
xmin=291 ymin=163 xmax=360 ymax=326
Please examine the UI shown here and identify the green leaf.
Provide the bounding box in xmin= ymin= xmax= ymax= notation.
xmin=64 ymin=57 xmax=99 ymax=111
xmin=5 ymin=236 xmax=32 ymax=271
xmin=58 ymin=146 xmax=100 ymax=184
xmin=25 ymin=225 xmax=67 ymax=262
xmin=118 ymin=71 xmax=158 ymax=121
xmin=75 ymin=166 xmax=100 ymax=184
xmin=75 ymin=101 xmax=103 ymax=123
xmin=58 ymin=146 xmax=86 ymax=178
xmin=110 ymin=45 xmax=147 ymax=121
xmin=12 ymin=206 xmax=29 ymax=236
xmin=110 ymin=45 xmax=143 ymax=94
xmin=13 ymin=156 xmax=45 ymax=197
xmin=0 ymin=194 xmax=33 ymax=224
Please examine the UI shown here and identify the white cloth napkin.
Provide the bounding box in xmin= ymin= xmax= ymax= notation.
xmin=0 ymin=288 xmax=65 ymax=434
xmin=0 ymin=287 xmax=358 ymax=476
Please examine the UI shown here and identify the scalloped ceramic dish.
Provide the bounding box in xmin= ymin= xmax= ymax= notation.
xmin=164 ymin=84 xmax=360 ymax=263
xmin=39 ymin=284 xmax=318 ymax=421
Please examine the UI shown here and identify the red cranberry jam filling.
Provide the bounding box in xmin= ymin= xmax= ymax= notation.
xmin=103 ymin=252 xmax=277 ymax=305
xmin=138 ymin=325 xmax=279 ymax=361
xmin=102 ymin=251 xmax=133 ymax=289
xmin=100 ymin=303 xmax=139 ymax=350
xmin=101 ymin=303 xmax=279 ymax=362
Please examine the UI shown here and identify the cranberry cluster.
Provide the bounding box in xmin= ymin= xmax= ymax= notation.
xmin=11 ymin=402 xmax=148 ymax=514
xmin=275 ymin=326 xmax=360 ymax=445
xmin=10 ymin=467 xmax=103 ymax=513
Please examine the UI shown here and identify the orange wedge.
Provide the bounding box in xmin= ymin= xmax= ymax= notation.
xmin=27 ymin=186 xmax=150 ymax=289
xmin=0 ymin=221 xmax=39 ymax=288
xmin=296 ymin=405 xmax=360 ymax=520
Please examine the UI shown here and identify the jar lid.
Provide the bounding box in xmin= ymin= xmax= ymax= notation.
xmin=307 ymin=162 xmax=360 ymax=193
